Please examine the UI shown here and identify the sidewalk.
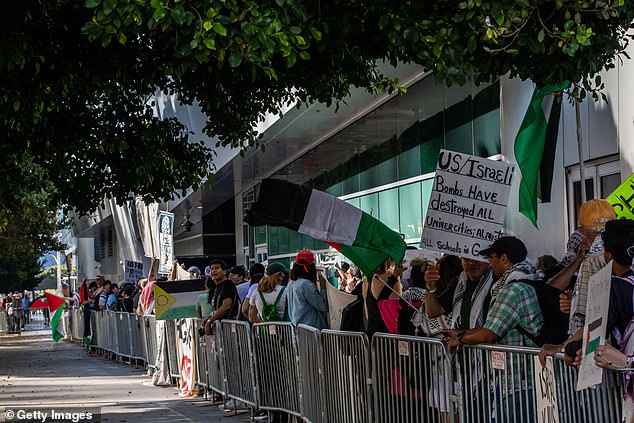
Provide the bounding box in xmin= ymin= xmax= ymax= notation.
xmin=0 ymin=314 xmax=253 ymax=423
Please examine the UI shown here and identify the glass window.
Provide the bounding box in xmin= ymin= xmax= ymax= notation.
xmin=359 ymin=156 xmax=397 ymax=191
xmin=600 ymin=173 xmax=621 ymax=198
xmin=345 ymin=197 xmax=360 ymax=209
xmin=421 ymin=178 xmax=434 ymax=221
xmin=399 ymin=183 xmax=422 ymax=241
xmin=379 ymin=187 xmax=400 ymax=233
xmin=398 ymin=144 xmax=421 ymax=180
xmin=572 ymin=179 xmax=595 ymax=227
xmin=420 ymin=137 xmax=443 ymax=175
xmin=256 ymin=226 xmax=267 ymax=245
xmin=243 ymin=224 xmax=249 ymax=247
xmin=359 ymin=193 xmax=379 ymax=217
xmin=474 ymin=110 xmax=501 ymax=157
xmin=268 ymin=226 xmax=280 ymax=256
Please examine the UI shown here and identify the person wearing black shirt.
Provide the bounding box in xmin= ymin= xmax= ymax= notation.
xmin=203 ymin=259 xmax=239 ymax=334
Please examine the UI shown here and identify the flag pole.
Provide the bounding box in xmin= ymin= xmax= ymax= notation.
xmin=575 ymin=99 xmax=587 ymax=203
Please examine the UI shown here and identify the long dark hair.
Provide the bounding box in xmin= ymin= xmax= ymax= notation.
xmin=290 ymin=263 xmax=317 ymax=283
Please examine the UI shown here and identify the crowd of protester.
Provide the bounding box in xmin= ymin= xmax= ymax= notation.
xmin=32 ymin=197 xmax=633 ymax=422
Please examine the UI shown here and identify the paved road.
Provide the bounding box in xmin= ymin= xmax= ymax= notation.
xmin=0 ymin=313 xmax=252 ymax=423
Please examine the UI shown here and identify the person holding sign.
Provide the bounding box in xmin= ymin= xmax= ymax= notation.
xmin=540 ymin=220 xmax=634 ymax=367
xmin=443 ymin=236 xmax=542 ymax=423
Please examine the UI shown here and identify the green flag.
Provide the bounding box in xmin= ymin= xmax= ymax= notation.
xmin=515 ymin=82 xmax=569 ymax=227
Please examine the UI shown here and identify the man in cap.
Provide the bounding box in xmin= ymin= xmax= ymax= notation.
xmin=443 ymin=236 xmax=542 ymax=347
xmin=286 ymin=250 xmax=329 ymax=330
xmin=565 ymin=199 xmax=617 ymax=334
xmin=228 ymin=265 xmax=247 ymax=286
xmin=443 ymin=236 xmax=542 ymax=423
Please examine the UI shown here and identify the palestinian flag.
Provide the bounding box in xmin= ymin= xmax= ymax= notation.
xmin=154 ymin=279 xmax=205 ymax=320
xmin=515 ymin=81 xmax=569 ymax=228
xmin=244 ymin=178 xmax=406 ymax=276
xmin=44 ymin=292 xmax=66 ymax=342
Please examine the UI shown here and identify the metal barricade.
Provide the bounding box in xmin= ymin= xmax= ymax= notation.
xmin=71 ymin=308 xmax=84 ymax=342
xmin=105 ymin=310 xmax=118 ymax=354
xmin=90 ymin=310 xmax=102 ymax=350
xmin=321 ymin=329 xmax=372 ymax=423
xmin=252 ymin=322 xmax=301 ymax=417
xmin=164 ymin=319 xmax=181 ymax=379
xmin=219 ymin=320 xmax=258 ymax=407
xmin=116 ymin=312 xmax=132 ymax=359
xmin=552 ymin=351 xmax=622 ymax=423
xmin=129 ymin=313 xmax=146 ymax=361
xmin=297 ymin=325 xmax=326 ymax=423
xmin=372 ymin=334 xmax=456 ymax=423
xmin=205 ymin=320 xmax=226 ymax=396
xmin=194 ymin=318 xmax=209 ymax=392
xmin=0 ymin=310 xmax=7 ymax=333
xmin=143 ymin=315 xmax=158 ymax=371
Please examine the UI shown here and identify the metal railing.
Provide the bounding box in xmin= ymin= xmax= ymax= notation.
xmin=78 ymin=313 xmax=625 ymax=423
xmin=372 ymin=334 xmax=457 ymax=423
xmin=219 ymin=320 xmax=258 ymax=407
xmin=321 ymin=329 xmax=372 ymax=423
xmin=252 ymin=322 xmax=302 ymax=417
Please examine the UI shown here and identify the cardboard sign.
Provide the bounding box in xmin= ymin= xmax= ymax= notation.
xmin=577 ymin=261 xmax=612 ymax=391
xmin=534 ymin=356 xmax=560 ymax=423
xmin=606 ymin=173 xmax=634 ymax=220
xmin=398 ymin=340 xmax=410 ymax=357
xmin=421 ymin=150 xmax=515 ymax=261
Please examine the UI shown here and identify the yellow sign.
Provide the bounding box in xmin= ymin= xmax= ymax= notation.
xmin=154 ymin=284 xmax=176 ymax=319
xmin=606 ymin=173 xmax=634 ymax=220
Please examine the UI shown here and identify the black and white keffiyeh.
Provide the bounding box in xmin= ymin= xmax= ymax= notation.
xmin=451 ymin=268 xmax=493 ymax=329
xmin=489 ymin=259 xmax=542 ymax=304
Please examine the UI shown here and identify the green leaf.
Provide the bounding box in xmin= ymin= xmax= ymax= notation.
xmin=298 ymin=50 xmax=310 ymax=60
xmin=378 ymin=15 xmax=389 ymax=30
xmin=537 ymin=29 xmax=545 ymax=42
xmin=275 ymin=0 xmax=285 ymax=6
xmin=203 ymin=38 xmax=216 ymax=50
xmin=309 ymin=27 xmax=322 ymax=41
xmin=433 ymin=43 xmax=442 ymax=57
xmin=213 ymin=22 xmax=227 ymax=36
xmin=85 ymin=0 xmax=102 ymax=8
xmin=170 ymin=8 xmax=187 ymax=26
xmin=228 ymin=53 xmax=243 ymax=67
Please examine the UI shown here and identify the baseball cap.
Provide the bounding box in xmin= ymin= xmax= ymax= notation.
xmin=479 ymin=236 xmax=528 ymax=264
xmin=266 ymin=262 xmax=289 ymax=276
xmin=228 ymin=265 xmax=246 ymax=278
xmin=295 ymin=250 xmax=315 ymax=266
xmin=579 ymin=199 xmax=616 ymax=231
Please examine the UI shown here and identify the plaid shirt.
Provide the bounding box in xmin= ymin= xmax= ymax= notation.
xmin=484 ymin=282 xmax=543 ymax=347
xmin=570 ymin=250 xmax=606 ymax=334
xmin=483 ymin=282 xmax=543 ymax=395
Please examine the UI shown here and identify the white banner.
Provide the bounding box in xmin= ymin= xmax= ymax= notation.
xmin=158 ymin=211 xmax=174 ymax=274
xmin=420 ymin=150 xmax=514 ymax=260
xmin=577 ymin=261 xmax=612 ymax=391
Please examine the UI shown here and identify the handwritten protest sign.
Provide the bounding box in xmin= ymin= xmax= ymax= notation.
xmin=606 ymin=173 xmax=634 ymax=220
xmin=534 ymin=356 xmax=560 ymax=423
xmin=124 ymin=260 xmax=144 ymax=284
xmin=420 ymin=150 xmax=515 ymax=261
xmin=577 ymin=261 xmax=612 ymax=391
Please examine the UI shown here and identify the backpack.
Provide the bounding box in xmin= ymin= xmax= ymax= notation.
xmin=512 ymin=279 xmax=569 ymax=347
xmin=258 ymin=287 xmax=285 ymax=322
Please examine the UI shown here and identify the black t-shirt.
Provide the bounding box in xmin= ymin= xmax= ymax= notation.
xmin=607 ymin=270 xmax=634 ymax=338
xmin=212 ymin=279 xmax=239 ymax=320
